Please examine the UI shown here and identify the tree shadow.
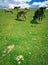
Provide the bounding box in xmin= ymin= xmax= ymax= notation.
xmin=30 ymin=19 xmax=40 ymax=24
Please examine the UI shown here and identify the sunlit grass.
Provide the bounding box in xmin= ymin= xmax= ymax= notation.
xmin=0 ymin=8 xmax=48 ymax=65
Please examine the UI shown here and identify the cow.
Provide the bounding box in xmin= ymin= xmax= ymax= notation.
xmin=16 ymin=8 xmax=29 ymax=20
xmin=33 ymin=7 xmax=46 ymax=21
xmin=4 ymin=8 xmax=13 ymax=14
xmin=14 ymin=6 xmax=20 ymax=10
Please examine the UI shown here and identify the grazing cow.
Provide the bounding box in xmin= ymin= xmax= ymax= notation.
xmin=4 ymin=9 xmax=13 ymax=14
xmin=14 ymin=6 xmax=20 ymax=10
xmin=16 ymin=9 xmax=28 ymax=20
xmin=33 ymin=7 xmax=46 ymax=21
xmin=24 ymin=8 xmax=30 ymax=11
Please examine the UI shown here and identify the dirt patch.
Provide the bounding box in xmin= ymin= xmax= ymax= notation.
xmin=2 ymin=44 xmax=14 ymax=57
xmin=7 ymin=44 xmax=14 ymax=53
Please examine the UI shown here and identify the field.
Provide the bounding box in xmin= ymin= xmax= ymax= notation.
xmin=0 ymin=8 xmax=48 ymax=65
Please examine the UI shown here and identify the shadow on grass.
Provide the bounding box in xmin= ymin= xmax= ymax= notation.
xmin=16 ymin=18 xmax=24 ymax=21
xmin=30 ymin=19 xmax=41 ymax=24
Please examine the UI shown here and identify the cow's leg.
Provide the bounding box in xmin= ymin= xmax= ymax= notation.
xmin=23 ymin=13 xmax=26 ymax=20
xmin=41 ymin=15 xmax=43 ymax=21
xmin=33 ymin=16 xmax=36 ymax=20
xmin=38 ymin=16 xmax=40 ymax=21
xmin=44 ymin=14 xmax=45 ymax=18
xmin=10 ymin=11 xmax=13 ymax=14
xmin=17 ymin=8 xmax=19 ymax=11
xmin=16 ymin=13 xmax=20 ymax=19
xmin=5 ymin=10 xmax=7 ymax=13
xmin=41 ymin=17 xmax=42 ymax=21
xmin=17 ymin=14 xmax=19 ymax=19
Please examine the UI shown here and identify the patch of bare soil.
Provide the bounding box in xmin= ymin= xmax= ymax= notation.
xmin=2 ymin=44 xmax=14 ymax=57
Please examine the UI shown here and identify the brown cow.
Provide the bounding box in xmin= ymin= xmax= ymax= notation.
xmin=16 ymin=8 xmax=29 ymax=20
xmin=4 ymin=8 xmax=13 ymax=14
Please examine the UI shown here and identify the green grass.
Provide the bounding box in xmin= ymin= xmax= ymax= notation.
xmin=0 ymin=8 xmax=48 ymax=65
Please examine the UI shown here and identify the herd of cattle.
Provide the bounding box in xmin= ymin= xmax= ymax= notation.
xmin=4 ymin=6 xmax=46 ymax=21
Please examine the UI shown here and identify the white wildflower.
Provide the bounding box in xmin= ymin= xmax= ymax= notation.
xmin=16 ymin=55 xmax=24 ymax=61
xmin=18 ymin=61 xmax=21 ymax=64
xmin=29 ymin=52 xmax=31 ymax=55
xmin=3 ymin=50 xmax=6 ymax=53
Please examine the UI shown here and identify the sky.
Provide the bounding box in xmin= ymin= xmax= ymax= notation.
xmin=0 ymin=0 xmax=48 ymax=8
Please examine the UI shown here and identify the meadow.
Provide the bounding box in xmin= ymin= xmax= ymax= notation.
xmin=0 ymin=8 xmax=48 ymax=65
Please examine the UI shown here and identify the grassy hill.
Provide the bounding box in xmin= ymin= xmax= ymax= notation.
xmin=0 ymin=8 xmax=48 ymax=65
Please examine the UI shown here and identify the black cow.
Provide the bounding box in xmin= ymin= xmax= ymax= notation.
xmin=33 ymin=7 xmax=46 ymax=21
xmin=14 ymin=6 xmax=20 ymax=10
